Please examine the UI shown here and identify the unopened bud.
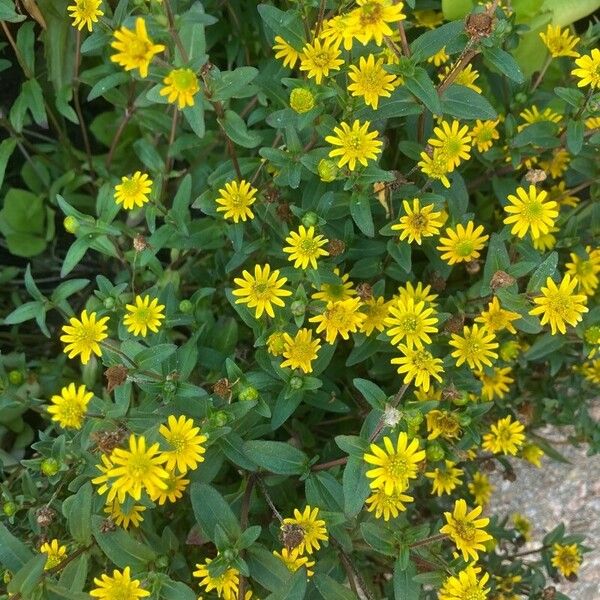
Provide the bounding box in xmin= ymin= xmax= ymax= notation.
xmin=8 ymin=370 xmax=23 ymax=385
xmin=289 ymin=376 xmax=303 ymax=390
xmin=63 ymin=216 xmax=79 ymax=234
xmin=301 ymin=211 xmax=319 ymax=228
xmin=290 ymin=88 xmax=315 ymax=114
xmin=291 ymin=300 xmax=306 ymax=317
xmin=2 ymin=501 xmax=17 ymax=516
xmin=40 ymin=458 xmax=60 ymax=477
xmin=238 ymin=386 xmax=259 ymax=402
xmin=317 ymin=159 xmax=338 ymax=182
xmin=179 ymin=299 xmax=193 ymax=313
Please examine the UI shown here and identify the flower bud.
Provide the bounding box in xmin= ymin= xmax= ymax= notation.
xmin=179 ymin=299 xmax=193 ymax=313
xmin=2 ymin=501 xmax=17 ymax=517
xmin=8 ymin=370 xmax=23 ymax=386
xmin=238 ymin=386 xmax=259 ymax=402
xmin=63 ymin=216 xmax=79 ymax=234
xmin=40 ymin=458 xmax=60 ymax=477
xmin=155 ymin=555 xmax=169 ymax=569
xmin=222 ymin=549 xmax=235 ymax=562
xmin=289 ymin=88 xmax=315 ymax=114
xmin=163 ymin=380 xmax=177 ymax=395
xmin=317 ymin=159 xmax=338 ymax=182
xmin=103 ymin=297 xmax=115 ymax=310
xmin=267 ymin=331 xmax=286 ymax=356
xmin=290 ymin=300 xmax=306 ymax=317
xmin=426 ymin=442 xmax=444 ymax=462
xmin=212 ymin=411 xmax=228 ymax=427
xmin=301 ymin=211 xmax=319 ymax=228
xmin=289 ymin=376 xmax=303 ymax=390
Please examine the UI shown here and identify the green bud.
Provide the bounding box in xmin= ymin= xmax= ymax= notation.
xmin=289 ymin=376 xmax=303 ymax=390
xmin=458 ymin=414 xmax=472 ymax=427
xmin=154 ymin=14 xmax=169 ymax=27
xmin=179 ymin=299 xmax=193 ymax=313
xmin=222 ymin=548 xmax=235 ymax=562
xmin=238 ymin=386 xmax=259 ymax=402
xmin=395 ymin=56 xmax=415 ymax=78
xmin=155 ymin=555 xmax=169 ymax=569
xmin=8 ymin=370 xmax=23 ymax=386
xmin=452 ymin=391 xmax=470 ymax=406
xmin=289 ymin=88 xmax=315 ymax=114
xmin=163 ymin=380 xmax=177 ymax=394
xmin=212 ymin=411 xmax=228 ymax=427
xmin=290 ymin=300 xmax=306 ymax=317
xmin=103 ymin=297 xmax=115 ymax=310
xmin=301 ymin=211 xmax=319 ymax=228
xmin=63 ymin=216 xmax=79 ymax=234
xmin=426 ymin=442 xmax=444 ymax=462
xmin=515 ymin=92 xmax=527 ymax=104
xmin=2 ymin=501 xmax=17 ymax=517
xmin=40 ymin=458 xmax=60 ymax=477
xmin=317 ymin=159 xmax=338 ymax=183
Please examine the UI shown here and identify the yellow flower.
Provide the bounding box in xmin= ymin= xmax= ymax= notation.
xmin=493 ymin=574 xmax=523 ymax=600
xmin=325 ymin=120 xmax=382 ymax=171
xmin=414 ymin=386 xmax=442 ymax=402
xmin=426 ymin=409 xmax=461 ymax=441
xmin=468 ymin=472 xmax=493 ymax=507
xmin=232 ymin=264 xmax=292 ymax=318
xmin=391 ymin=345 xmax=444 ymax=392
xmin=365 ymin=487 xmax=413 ymax=520
xmin=427 ymin=47 xmax=449 ymax=66
xmin=531 ymin=227 xmax=558 ymax=252
xmin=319 ymin=15 xmax=354 ymax=50
xmin=391 ymin=198 xmax=444 ymax=245
xmin=90 ymin=567 xmax=150 ymax=600
xmin=413 ymin=9 xmax=443 ymax=29
xmin=299 ymin=38 xmax=344 ymax=84
xmin=482 ymin=415 xmax=525 ymax=455
xmin=273 ymin=548 xmax=315 ymax=577
xmin=385 ymin=297 xmax=438 ymax=349
xmin=47 ymin=383 xmax=93 ymax=429
xmin=310 ymin=298 xmax=366 ymax=344
xmin=476 ymin=367 xmax=514 ymax=401
xmin=312 ymin=269 xmax=355 ymax=303
xmin=114 ymin=172 xmax=153 ymax=210
xmin=440 ymin=63 xmax=482 ymax=93
xmin=104 ymin=499 xmax=146 ymax=529
xmin=40 ymin=539 xmax=67 ymax=570
xmin=267 ymin=331 xmax=286 ymax=356
xmin=551 ymin=543 xmax=582 ymax=577
xmin=193 ymin=559 xmax=239 ymax=600
xmin=280 ymin=328 xmax=321 ymax=374
xmin=586 ymin=116 xmax=600 ymax=130
xmin=438 ymin=565 xmax=490 ymax=600
xmin=360 ymin=296 xmax=390 ymax=335
xmin=347 ymin=0 xmax=406 ymax=46
xmin=215 ymin=179 xmax=258 ymax=223
xmin=475 ymin=297 xmax=520 ymax=334
xmin=273 ymin=36 xmax=301 ymax=68
xmin=437 ymin=221 xmax=488 ymax=265
xmin=396 ymin=281 xmax=438 ymax=308
xmin=471 ymin=119 xmax=500 ymax=152
xmin=91 ymin=453 xmax=114 ymax=497
xmin=540 ymin=148 xmax=570 ymax=179
xmin=110 ymin=18 xmax=165 ymax=78
xmin=67 ymin=0 xmax=103 ymax=32
xmin=582 ymin=359 xmax=600 ymax=384
xmin=585 ymin=325 xmax=600 ymax=358
xmin=418 ymin=150 xmax=451 ymax=188
xmin=425 ymin=460 xmax=463 ymax=496
xmin=107 ymin=434 xmax=169 ymax=502
xmin=60 ymin=309 xmax=109 ymax=364
xmin=512 ymin=513 xmax=532 ymax=540
xmin=148 ymin=472 xmax=189 ymax=505
xmin=571 ymin=48 xmax=600 ymax=89
xmin=503 ymin=185 xmax=559 ymax=239
xmin=565 ymin=246 xmax=600 ymax=295
xmin=518 ymin=105 xmax=562 ymax=131
xmin=540 ymin=24 xmax=580 ymax=58
xmin=450 ymin=324 xmax=498 ymax=371
xmin=363 ymin=432 xmax=426 ymax=495
xmin=548 ymin=180 xmax=579 ymax=208
xmin=529 ymin=274 xmax=588 ymax=335
xmin=440 ymin=499 xmax=493 ymax=562
xmin=123 ymin=295 xmax=165 ymax=337
xmin=160 ymin=68 xmax=199 ymax=109
xmin=520 ymin=442 xmax=544 ymax=467
xmin=283 ymin=225 xmax=329 ymax=270
xmin=348 ymin=54 xmax=397 ymax=109
xmin=282 ymin=505 xmax=328 ymax=554
xmin=159 ymin=415 xmax=207 ymax=474
xmin=428 ymin=120 xmax=472 ymax=171
xmin=290 ymin=88 xmax=315 ymax=114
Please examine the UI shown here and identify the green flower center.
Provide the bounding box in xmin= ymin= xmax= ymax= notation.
xmin=456 ymin=240 xmax=474 ymax=256
xmin=360 ymin=3 xmax=383 ymax=24
xmin=454 ymin=518 xmax=476 ymax=542
xmin=171 ymin=69 xmax=197 ymax=92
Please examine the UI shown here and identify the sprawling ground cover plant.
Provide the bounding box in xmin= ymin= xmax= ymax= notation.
xmin=1 ymin=0 xmax=600 ymax=598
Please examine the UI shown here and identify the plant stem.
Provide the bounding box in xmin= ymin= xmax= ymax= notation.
xmin=106 ymin=105 xmax=136 ymax=168
xmin=505 ymin=544 xmax=549 ymax=558
xmin=73 ymin=29 xmax=95 ymax=179
xmin=255 ymin=475 xmax=283 ymax=522
xmin=368 ymin=383 xmax=409 ymax=443
xmin=531 ymin=55 xmax=552 ymax=93
xmin=311 ymin=456 xmax=348 ymax=471
xmin=409 ymin=533 xmax=447 ymax=548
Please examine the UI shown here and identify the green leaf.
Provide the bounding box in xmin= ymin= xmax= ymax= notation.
xmin=7 ymin=554 xmax=46 ymax=596
xmin=0 ymin=134 xmax=17 ymax=191
xmin=387 ymin=239 xmax=411 ymax=273
xmin=350 ymin=194 xmax=374 ymax=237
xmin=441 ymin=0 xmax=472 ymax=19
xmin=410 ymin=20 xmax=465 ymax=59
xmin=353 ymin=378 xmax=387 ymax=409
xmin=483 ymin=46 xmax=525 ymax=83
xmin=257 ymin=4 xmax=305 ymax=48
xmin=0 ymin=0 xmax=26 ymax=21
xmin=243 ymin=440 xmax=308 ymax=475
xmin=62 ymin=483 xmax=93 ymax=544
xmin=566 ymin=120 xmax=584 ymax=155
xmin=354 ymin=87 xmax=422 ymax=121
xmin=405 ymin=68 xmax=442 ymax=115
xmin=61 ymin=238 xmax=90 ymax=278
xmin=59 ymin=554 xmax=88 ymax=591
xmin=0 ymin=522 xmax=34 ymax=570
xmin=524 ymin=333 xmax=565 ymax=361
xmin=211 ymin=67 xmax=258 ymax=102
xmin=526 ymin=251 xmax=558 ymax=293
xmin=481 ymin=233 xmax=510 ymax=295
xmin=342 ymin=456 xmax=370 ymax=517
xmin=51 ymin=279 xmax=90 ymax=303
xmin=178 ymin=3 xmax=207 ymax=68
xmin=246 ymin=545 xmax=291 ymax=592
xmin=87 ymin=72 xmax=130 ymax=101
xmin=360 ymin=522 xmax=396 ymax=556
xmin=393 ymin=559 xmax=421 ymax=600
xmin=441 ymin=84 xmax=497 ymax=120
xmin=160 ymin=578 xmax=197 ymax=600
xmin=0 ymin=188 xmax=46 ymax=257
xmin=266 ymin=567 xmax=307 ymax=600
xmin=220 ymin=110 xmax=262 ymax=148
xmin=314 ymin=573 xmax=358 ymax=600
xmin=190 ymin=482 xmax=241 ymax=542
xmin=4 ymin=301 xmax=44 ymax=325
xmin=512 ymin=121 xmax=560 ymax=148
xmin=183 ymin=101 xmax=205 ymax=138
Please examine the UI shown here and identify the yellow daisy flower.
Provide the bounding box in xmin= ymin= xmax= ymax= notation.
xmin=283 ymin=225 xmax=329 ymax=270
xmin=476 ymin=366 xmax=514 ymax=401
xmin=148 ymin=472 xmax=190 ymax=505
xmin=425 ymin=460 xmax=464 ymax=496
xmin=418 ymin=149 xmax=451 ymax=188
xmin=160 ymin=68 xmax=200 ymax=109
xmin=215 ymin=179 xmax=258 ymax=223
xmin=348 ymin=54 xmax=397 ymax=109
xmin=90 ymin=567 xmax=150 ymax=600
xmin=438 ymin=565 xmax=490 ymax=600
xmin=104 ymin=499 xmax=146 ymax=529
xmin=193 ymin=559 xmax=239 ymax=600
xmin=413 ymin=9 xmax=443 ymax=29
xmin=540 ymin=24 xmax=580 ymax=58
xmin=114 ymin=172 xmax=153 ymax=210
xmin=299 ymin=38 xmax=344 ymax=84
xmin=518 ymin=105 xmax=562 ymax=131
xmin=449 ymin=324 xmax=498 ymax=371
xmin=385 ymin=296 xmax=438 ymax=349
xmin=47 ymin=383 xmax=93 ymax=429
xmin=40 ymin=539 xmax=67 ymax=570
xmin=531 ymin=227 xmax=558 ymax=252
xmin=396 ymin=281 xmax=438 ymax=307
xmin=520 ymin=442 xmax=544 ymax=467
xmin=123 ymin=295 xmax=165 ymax=337
xmin=571 ymin=48 xmax=600 ymax=89
xmin=267 ymin=331 xmax=286 ymax=356
xmin=513 ymin=513 xmax=532 ymax=540
xmin=426 ymin=409 xmax=461 ymax=441
xmin=319 ymin=15 xmax=354 ymax=51
xmin=471 ymin=119 xmax=500 ymax=152
xmin=475 ymin=297 xmax=520 ymax=334
xmin=565 ymin=246 xmax=600 ymax=295
xmin=391 ymin=198 xmax=444 ymax=244
xmin=584 ymin=325 xmax=600 ymax=358
xmin=551 ymin=544 xmax=582 ymax=577
xmin=540 ymin=148 xmax=570 ymax=179
xmin=232 ymin=264 xmax=292 ymax=318
xmin=312 ymin=269 xmax=356 ymax=303
xmin=437 ymin=221 xmax=489 ymax=265
xmin=391 ymin=345 xmax=444 ymax=392
xmin=427 ymin=47 xmax=450 ymax=66
xmin=282 ymin=505 xmax=328 ymax=555
xmin=110 ymin=17 xmax=165 ymax=78
xmin=365 ymin=487 xmax=414 ymax=520
xmin=273 ymin=548 xmax=315 ymax=577
xmin=309 ymin=298 xmax=366 ymax=343
xmin=159 ymin=415 xmax=207 ymax=474
xmin=325 ymin=119 xmax=383 ymax=171
xmin=273 ymin=36 xmax=301 ymax=68
xmin=428 ymin=119 xmax=472 ymax=171
xmin=482 ymin=415 xmax=525 ymax=455
xmin=67 ymin=0 xmax=103 ymax=32
xmin=503 ymin=185 xmax=559 ymax=239
xmin=347 ymin=0 xmax=406 ymax=46
xmin=60 ymin=309 xmax=109 ymax=364
xmin=280 ymin=328 xmax=321 ymax=374
xmin=468 ymin=472 xmax=494 ymax=507
xmin=440 ymin=63 xmax=482 ymax=93
xmin=582 ymin=359 xmax=600 ymax=384
xmin=548 ymin=180 xmax=579 ymax=208
xmin=585 ymin=116 xmax=600 ymax=130
xmin=360 ymin=296 xmax=390 ymax=335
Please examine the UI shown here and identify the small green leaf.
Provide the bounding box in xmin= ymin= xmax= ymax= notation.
xmin=353 ymin=378 xmax=387 ymax=409
xmin=62 ymin=483 xmax=93 ymax=544
xmin=350 ymin=194 xmax=374 ymax=237
xmin=314 ymin=573 xmax=358 ymax=600
xmin=0 ymin=522 xmax=34 ymax=570
xmin=405 ymin=68 xmax=442 ymax=115
xmin=342 ymin=456 xmax=370 ymax=517
xmin=566 ymin=120 xmax=584 ymax=155
xmin=410 ymin=20 xmax=465 ymax=59
xmin=526 ymin=251 xmax=558 ymax=293
xmin=441 ymin=84 xmax=497 ymax=120
xmin=483 ymin=46 xmax=525 ymax=83
xmin=190 ymin=483 xmax=241 ymax=542
xmin=243 ymin=440 xmax=308 ymax=475
xmin=393 ymin=559 xmax=421 ymax=600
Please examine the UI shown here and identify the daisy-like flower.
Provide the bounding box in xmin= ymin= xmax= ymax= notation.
xmin=440 ymin=499 xmax=493 ymax=562
xmin=114 ymin=172 xmax=153 ymax=210
xmin=319 ymin=15 xmax=354 ymax=51
xmin=565 ymin=246 xmax=600 ymax=295
xmin=426 ymin=409 xmax=461 ymax=441
xmin=540 ymin=24 xmax=580 ymax=58
xmin=504 ymin=185 xmax=559 ymax=239
xmin=548 ymin=180 xmax=579 ymax=208
xmin=347 ymin=0 xmax=406 ymax=46
xmin=582 ymin=359 xmax=600 ymax=384
xmin=299 ymin=38 xmax=344 ymax=84
xmin=571 ymin=48 xmax=600 ymax=89
xmin=60 ymin=309 xmax=109 ymax=365
xmin=476 ymin=366 xmax=514 ymax=401
xmin=280 ymin=328 xmax=321 ymax=374
xmin=348 ymin=54 xmax=397 ymax=109
xmin=532 ymin=227 xmax=558 ymax=252
xmin=90 ymin=567 xmax=149 ymax=600
xmin=586 ymin=116 xmax=600 ymax=130
xmin=47 ymin=383 xmax=93 ymax=429
xmin=273 ymin=548 xmax=315 ymax=577
xmin=520 ymin=442 xmax=544 ymax=467
xmin=283 ymin=225 xmax=329 ymax=270
xmin=418 ymin=150 xmax=451 ymax=188
xmin=110 ymin=18 xmax=165 ymax=79
xmin=363 ymin=432 xmax=426 ymax=495
xmin=471 ymin=119 xmax=500 ymax=152
xmin=468 ymin=472 xmax=494 ymax=507
xmin=104 ymin=499 xmax=146 ymax=529
xmin=282 ymin=505 xmax=328 ymax=555
xmin=309 ymin=298 xmax=366 ymax=343
xmin=428 ymin=120 xmax=472 ymax=171
xmin=193 ymin=559 xmax=239 ymax=600
xmin=67 ymin=0 xmax=103 ymax=32
xmin=584 ymin=325 xmax=600 ymax=358
xmin=266 ymin=331 xmax=286 ymax=356
xmin=397 ymin=281 xmax=438 ymax=307
xmin=148 ymin=472 xmax=190 ymax=505
xmin=475 ymin=297 xmax=520 ymax=334
xmin=364 ymin=487 xmax=414 ymax=521
xmin=123 ymin=295 xmax=165 ymax=337
xmin=427 ymin=47 xmax=450 ymax=67
xmin=540 ymin=148 xmax=571 ymax=179
xmin=273 ymin=36 xmax=301 ymax=68
xmin=391 ymin=345 xmax=444 ymax=392
xmin=40 ymin=539 xmax=67 ymax=570
xmin=551 ymin=544 xmax=582 ymax=577
xmin=482 ymin=415 xmax=525 ymax=455
xmin=437 ymin=221 xmax=489 ymax=265
xmin=518 ymin=105 xmax=562 ymax=131
xmin=325 ymin=120 xmax=382 ymax=171
xmin=107 ymin=434 xmax=169 ymax=502
xmin=232 ymin=263 xmax=292 ymax=318
xmin=440 ymin=63 xmax=482 ymax=93
xmin=529 ymin=274 xmax=588 ymax=335
xmin=385 ymin=297 xmax=438 ymax=349
xmin=91 ymin=453 xmax=114 ymax=496
xmin=438 ymin=565 xmax=490 ymax=600
xmin=312 ymin=268 xmax=355 ymax=303
xmin=215 ymin=179 xmax=258 ymax=223
xmin=360 ymin=296 xmax=390 ymax=336
xmin=413 ymin=9 xmax=443 ymax=29
xmin=159 ymin=68 xmax=199 ymax=109
xmin=391 ymin=199 xmax=444 ymax=245
xmin=425 ymin=460 xmax=464 ymax=496
xmin=513 ymin=513 xmax=532 ymax=540
xmin=159 ymin=415 xmax=207 ymax=474
xmin=450 ymin=324 xmax=498 ymax=371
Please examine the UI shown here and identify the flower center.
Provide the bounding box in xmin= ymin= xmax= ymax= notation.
xmin=300 ymin=238 xmax=319 ymax=254
xmin=386 ymin=454 xmax=409 ymax=478
xmin=456 ymin=240 xmax=475 ymax=256
xmin=412 ymin=350 xmax=432 ymax=370
xmin=522 ymin=200 xmax=544 ymax=222
xmin=454 ymin=518 xmax=476 ymax=542
xmin=131 ymin=39 xmax=152 ymax=62
xmin=312 ymin=50 xmax=333 ymax=67
xmin=128 ymin=454 xmax=152 ymax=479
xmin=346 ymin=133 xmax=364 ymax=151
xmin=77 ymin=0 xmax=97 ymax=18
xmin=133 ymin=307 xmax=151 ymax=324
xmin=75 ymin=323 xmax=99 ymax=345
xmin=547 ymin=292 xmax=570 ymax=318
xmin=121 ymin=178 xmax=144 ymax=197
xmin=360 ymin=3 xmax=383 ymax=25
xmin=171 ymin=69 xmax=197 ymax=92
xmin=408 ymin=213 xmax=427 ymax=232
xmin=464 ymin=586 xmax=486 ymax=600
xmin=400 ymin=314 xmax=419 ymax=333
xmin=168 ymin=434 xmax=187 ymax=454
